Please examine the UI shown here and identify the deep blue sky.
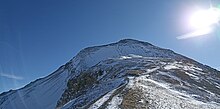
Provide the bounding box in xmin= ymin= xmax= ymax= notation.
xmin=0 ymin=0 xmax=220 ymax=93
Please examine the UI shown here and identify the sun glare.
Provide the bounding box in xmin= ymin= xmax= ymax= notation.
xmin=190 ymin=8 xmax=220 ymax=29
xmin=177 ymin=7 xmax=220 ymax=40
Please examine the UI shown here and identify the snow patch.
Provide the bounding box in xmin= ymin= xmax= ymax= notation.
xmin=106 ymin=95 xmax=122 ymax=109
xmin=88 ymin=88 xmax=117 ymax=109
xmin=164 ymin=64 xmax=178 ymax=70
xmin=146 ymin=67 xmax=160 ymax=73
xmin=120 ymin=56 xmax=132 ymax=59
xmin=185 ymin=72 xmax=199 ymax=80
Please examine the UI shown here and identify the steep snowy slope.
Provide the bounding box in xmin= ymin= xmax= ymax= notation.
xmin=0 ymin=65 xmax=70 ymax=109
xmin=0 ymin=39 xmax=220 ymax=109
xmin=58 ymin=56 xmax=220 ymax=109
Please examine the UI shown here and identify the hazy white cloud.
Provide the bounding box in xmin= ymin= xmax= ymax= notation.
xmin=0 ymin=73 xmax=23 ymax=80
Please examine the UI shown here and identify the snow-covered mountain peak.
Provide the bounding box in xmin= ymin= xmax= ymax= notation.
xmin=2 ymin=39 xmax=219 ymax=109
xmin=117 ymin=39 xmax=153 ymax=45
xmin=118 ymin=38 xmax=140 ymax=43
xmin=71 ymin=39 xmax=181 ymax=71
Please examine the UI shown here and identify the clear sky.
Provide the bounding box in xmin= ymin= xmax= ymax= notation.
xmin=0 ymin=0 xmax=220 ymax=93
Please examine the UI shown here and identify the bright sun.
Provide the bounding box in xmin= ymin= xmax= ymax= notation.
xmin=190 ymin=8 xmax=220 ymax=29
xmin=177 ymin=7 xmax=220 ymax=39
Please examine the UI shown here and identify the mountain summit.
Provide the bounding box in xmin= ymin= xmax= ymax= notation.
xmin=0 ymin=39 xmax=220 ymax=109
xmin=71 ymin=39 xmax=188 ymax=71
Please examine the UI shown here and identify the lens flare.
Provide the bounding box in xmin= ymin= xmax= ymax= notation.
xmin=177 ymin=27 xmax=212 ymax=39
